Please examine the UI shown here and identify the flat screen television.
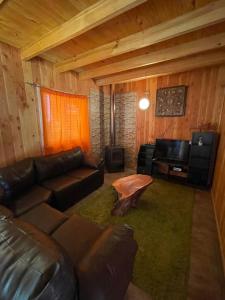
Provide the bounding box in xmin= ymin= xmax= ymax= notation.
xmin=154 ymin=139 xmax=190 ymax=163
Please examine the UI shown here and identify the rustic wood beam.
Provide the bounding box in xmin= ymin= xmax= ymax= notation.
xmin=21 ymin=0 xmax=146 ymax=60
xmin=95 ymin=50 xmax=225 ymax=85
xmin=56 ymin=0 xmax=225 ymax=73
xmin=79 ymin=33 xmax=225 ymax=80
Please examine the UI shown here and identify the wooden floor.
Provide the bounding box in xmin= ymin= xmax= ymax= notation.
xmin=102 ymin=171 xmax=225 ymax=300
xmin=188 ymin=190 xmax=225 ymax=300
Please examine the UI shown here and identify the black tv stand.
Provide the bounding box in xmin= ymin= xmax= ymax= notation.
xmin=152 ymin=159 xmax=189 ymax=182
xmin=137 ymin=133 xmax=219 ymax=188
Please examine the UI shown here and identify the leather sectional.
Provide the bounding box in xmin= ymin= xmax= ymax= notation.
xmin=0 ymin=147 xmax=138 ymax=300
xmin=0 ymin=204 xmax=137 ymax=300
xmin=0 ymin=147 xmax=104 ymax=213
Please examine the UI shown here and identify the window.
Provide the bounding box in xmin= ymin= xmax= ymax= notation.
xmin=41 ymin=88 xmax=90 ymax=154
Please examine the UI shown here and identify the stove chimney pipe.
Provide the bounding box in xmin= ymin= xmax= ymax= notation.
xmin=110 ymin=84 xmax=116 ymax=146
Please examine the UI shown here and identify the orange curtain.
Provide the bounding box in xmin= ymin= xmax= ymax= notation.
xmin=41 ymin=88 xmax=90 ymax=155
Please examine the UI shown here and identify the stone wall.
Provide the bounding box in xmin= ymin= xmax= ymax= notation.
xmin=89 ymin=90 xmax=102 ymax=158
xmin=115 ymin=92 xmax=137 ymax=169
xmin=89 ymin=90 xmax=137 ymax=169
xmin=101 ymin=93 xmax=110 ymax=155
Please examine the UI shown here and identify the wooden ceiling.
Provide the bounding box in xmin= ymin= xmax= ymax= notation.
xmin=0 ymin=0 xmax=225 ymax=85
xmin=0 ymin=0 xmax=98 ymax=48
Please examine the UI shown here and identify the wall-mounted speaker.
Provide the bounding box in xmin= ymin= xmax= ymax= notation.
xmin=187 ymin=132 xmax=219 ymax=188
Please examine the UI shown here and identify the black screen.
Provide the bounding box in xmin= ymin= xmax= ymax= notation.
xmin=155 ymin=139 xmax=190 ymax=162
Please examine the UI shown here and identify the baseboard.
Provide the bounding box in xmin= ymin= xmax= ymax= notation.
xmin=211 ymin=189 xmax=225 ymax=278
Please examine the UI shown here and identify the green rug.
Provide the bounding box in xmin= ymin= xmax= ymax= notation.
xmin=69 ymin=179 xmax=194 ymax=300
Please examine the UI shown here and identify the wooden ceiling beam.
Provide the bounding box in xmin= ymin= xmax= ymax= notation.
xmin=95 ymin=50 xmax=225 ymax=86
xmin=21 ymin=0 xmax=146 ymax=60
xmin=79 ymin=32 xmax=225 ymax=80
xmin=56 ymin=0 xmax=225 ymax=73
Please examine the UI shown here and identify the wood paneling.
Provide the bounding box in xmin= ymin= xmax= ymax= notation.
xmin=0 ymin=0 xmax=217 ymax=62
xmin=24 ymin=57 xmax=97 ymax=95
xmin=0 ymin=41 xmax=98 ymax=167
xmin=96 ymin=49 xmax=225 ymax=86
xmin=57 ymin=0 xmax=225 ymax=73
xmin=115 ymin=65 xmax=225 ymax=148
xmin=115 ymin=64 xmax=225 ymax=270
xmin=0 ymin=42 xmax=41 ymax=167
xmin=0 ymin=0 xmax=98 ymax=48
xmin=80 ymin=33 xmax=225 ymax=80
xmin=43 ymin=0 xmax=216 ymax=63
xmin=211 ymin=72 xmax=225 ymax=271
xmin=21 ymin=0 xmax=146 ymax=60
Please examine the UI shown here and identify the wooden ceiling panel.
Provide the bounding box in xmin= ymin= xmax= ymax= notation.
xmin=21 ymin=0 xmax=146 ymax=60
xmin=0 ymin=0 xmax=98 ymax=48
xmin=41 ymin=0 xmax=216 ymax=62
xmin=95 ymin=48 xmax=225 ymax=85
xmin=76 ymin=22 xmax=225 ymax=72
xmin=79 ymin=32 xmax=225 ymax=80
xmin=0 ymin=0 xmax=223 ymax=83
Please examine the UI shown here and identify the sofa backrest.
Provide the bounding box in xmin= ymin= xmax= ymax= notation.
xmin=34 ymin=147 xmax=84 ymax=182
xmin=34 ymin=153 xmax=65 ymax=182
xmin=61 ymin=147 xmax=84 ymax=172
xmin=0 ymin=158 xmax=35 ymax=202
xmin=0 ymin=211 xmax=77 ymax=300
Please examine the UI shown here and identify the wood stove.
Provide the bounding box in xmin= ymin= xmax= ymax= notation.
xmin=105 ymin=84 xmax=125 ymax=172
xmin=105 ymin=146 xmax=124 ymax=172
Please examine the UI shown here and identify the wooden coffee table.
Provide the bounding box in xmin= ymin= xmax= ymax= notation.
xmin=111 ymin=174 xmax=153 ymax=216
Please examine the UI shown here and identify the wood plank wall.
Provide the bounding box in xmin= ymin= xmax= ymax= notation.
xmin=115 ymin=65 xmax=225 ymax=271
xmin=23 ymin=57 xmax=98 ymax=95
xmin=212 ymin=87 xmax=225 ymax=271
xmin=0 ymin=42 xmax=41 ymax=166
xmin=115 ymin=65 xmax=225 ymax=150
xmin=0 ymin=42 xmax=98 ymax=167
xmin=1 ymin=40 xmax=225 ymax=270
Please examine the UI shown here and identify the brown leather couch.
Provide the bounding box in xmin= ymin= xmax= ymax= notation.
xmin=0 ymin=147 xmax=104 ymax=213
xmin=0 ymin=203 xmax=138 ymax=300
xmin=0 ymin=149 xmax=138 ymax=299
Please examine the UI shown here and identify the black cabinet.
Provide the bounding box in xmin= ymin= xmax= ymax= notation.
xmin=137 ymin=144 xmax=155 ymax=175
xmin=137 ymin=132 xmax=219 ymax=189
xmin=152 ymin=160 xmax=188 ymax=182
xmin=187 ymin=132 xmax=219 ymax=188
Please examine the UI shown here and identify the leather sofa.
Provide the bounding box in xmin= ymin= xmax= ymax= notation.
xmin=0 ymin=147 xmax=104 ymax=214
xmin=0 ymin=148 xmax=138 ymax=300
xmin=0 ymin=203 xmax=138 ymax=300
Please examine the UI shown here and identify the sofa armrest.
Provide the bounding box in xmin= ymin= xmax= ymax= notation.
xmin=0 ymin=205 xmax=14 ymax=219
xmin=77 ymin=224 xmax=137 ymax=300
xmin=84 ymin=155 xmax=104 ymax=170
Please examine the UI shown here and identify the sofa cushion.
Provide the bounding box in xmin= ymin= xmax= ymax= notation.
xmin=61 ymin=147 xmax=84 ymax=173
xmin=0 ymin=205 xmax=14 ymax=219
xmin=11 ymin=185 xmax=52 ymax=216
xmin=34 ymin=147 xmax=84 ymax=183
xmin=66 ymin=167 xmax=99 ymax=180
xmin=42 ymin=175 xmax=83 ymax=210
xmin=34 ymin=153 xmax=65 ymax=182
xmin=83 ymin=154 xmax=104 ymax=170
xmin=52 ymin=214 xmax=102 ymax=265
xmin=0 ymin=216 xmax=77 ymax=300
xmin=19 ymin=203 xmax=68 ymax=234
xmin=67 ymin=167 xmax=104 ymax=208
xmin=0 ymin=158 xmax=35 ymax=201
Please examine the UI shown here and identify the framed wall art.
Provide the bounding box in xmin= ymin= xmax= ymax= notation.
xmin=155 ymin=85 xmax=188 ymax=117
